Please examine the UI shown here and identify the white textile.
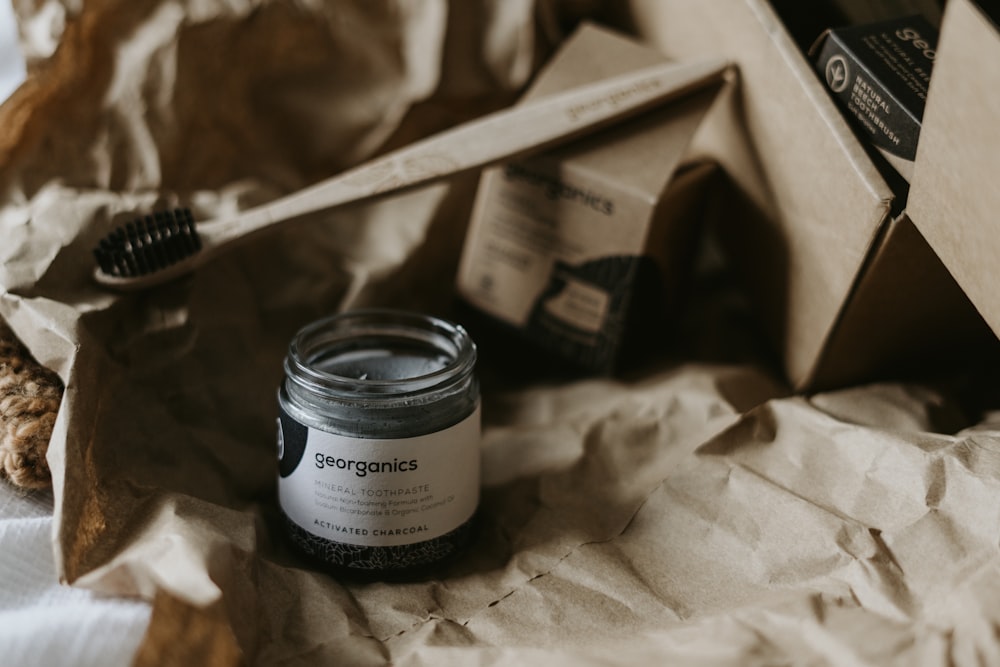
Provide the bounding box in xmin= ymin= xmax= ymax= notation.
xmin=0 ymin=486 xmax=151 ymax=666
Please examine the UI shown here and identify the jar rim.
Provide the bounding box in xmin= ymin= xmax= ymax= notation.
xmin=285 ymin=309 xmax=477 ymax=399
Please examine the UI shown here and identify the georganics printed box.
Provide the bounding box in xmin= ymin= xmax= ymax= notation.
xmin=810 ymin=14 xmax=938 ymax=182
xmin=455 ymin=24 xmax=728 ymax=373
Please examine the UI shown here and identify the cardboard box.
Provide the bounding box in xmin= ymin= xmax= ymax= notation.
xmin=455 ymin=24 xmax=727 ymax=373
xmin=908 ymin=0 xmax=1000 ymax=344
xmin=615 ymin=0 xmax=997 ymax=391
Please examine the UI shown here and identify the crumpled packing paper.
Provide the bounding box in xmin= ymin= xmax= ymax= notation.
xmin=2 ymin=1 xmax=1000 ymax=665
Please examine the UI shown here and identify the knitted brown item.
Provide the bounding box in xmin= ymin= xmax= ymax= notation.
xmin=0 ymin=318 xmax=62 ymax=489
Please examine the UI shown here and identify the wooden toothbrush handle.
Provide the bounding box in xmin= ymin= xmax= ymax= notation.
xmin=228 ymin=57 xmax=730 ymax=239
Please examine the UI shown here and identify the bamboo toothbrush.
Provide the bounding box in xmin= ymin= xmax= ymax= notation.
xmin=92 ymin=57 xmax=729 ymax=291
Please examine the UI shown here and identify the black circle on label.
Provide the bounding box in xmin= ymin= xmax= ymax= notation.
xmin=277 ymin=407 xmax=309 ymax=478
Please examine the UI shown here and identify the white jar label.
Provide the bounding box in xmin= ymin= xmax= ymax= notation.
xmin=277 ymin=407 xmax=480 ymax=548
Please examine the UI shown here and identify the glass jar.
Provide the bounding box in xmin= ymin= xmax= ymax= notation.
xmin=276 ymin=309 xmax=480 ymax=579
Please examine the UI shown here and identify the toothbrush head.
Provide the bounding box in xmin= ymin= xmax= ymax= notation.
xmin=92 ymin=208 xmax=201 ymax=281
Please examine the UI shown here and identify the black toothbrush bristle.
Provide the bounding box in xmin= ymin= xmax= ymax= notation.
xmin=93 ymin=207 xmax=201 ymax=277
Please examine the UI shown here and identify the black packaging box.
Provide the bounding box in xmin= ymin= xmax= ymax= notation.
xmin=811 ymin=15 xmax=938 ymax=169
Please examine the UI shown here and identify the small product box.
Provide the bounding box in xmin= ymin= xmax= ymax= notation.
xmin=455 ymin=24 xmax=727 ymax=373
xmin=811 ymin=14 xmax=939 ymax=181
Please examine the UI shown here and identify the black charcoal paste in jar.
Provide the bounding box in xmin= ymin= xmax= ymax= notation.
xmin=277 ymin=309 xmax=480 ymax=579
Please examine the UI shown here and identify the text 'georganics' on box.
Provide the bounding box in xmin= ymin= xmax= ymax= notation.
xmin=455 ymin=23 xmax=729 ymax=373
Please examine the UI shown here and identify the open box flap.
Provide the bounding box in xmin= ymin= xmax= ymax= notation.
xmin=908 ymin=0 xmax=1000 ymax=342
